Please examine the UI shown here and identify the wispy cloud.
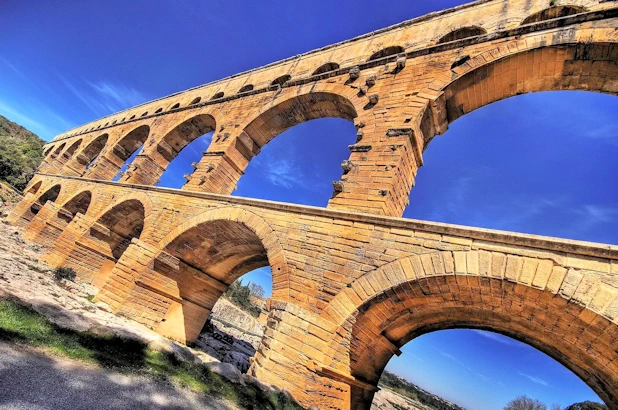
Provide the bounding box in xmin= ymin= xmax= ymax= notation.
xmin=0 ymin=98 xmax=73 ymax=141
xmin=580 ymin=122 xmax=618 ymax=146
xmin=472 ymin=330 xmax=522 ymax=346
xmin=1 ymin=58 xmax=30 ymax=82
xmin=59 ymin=74 xmax=149 ymax=117
xmin=518 ymin=371 xmax=549 ymax=387
xmin=263 ymin=158 xmax=306 ymax=189
xmin=433 ymin=347 xmax=490 ymax=383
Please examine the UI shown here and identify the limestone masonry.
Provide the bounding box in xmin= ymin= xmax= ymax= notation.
xmin=8 ymin=0 xmax=618 ymax=408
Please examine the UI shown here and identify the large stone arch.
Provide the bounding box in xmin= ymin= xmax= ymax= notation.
xmin=422 ymin=34 xmax=618 ymax=146
xmin=95 ymin=206 xmax=288 ymax=343
xmin=84 ymin=124 xmax=150 ymax=180
xmin=118 ymin=113 xmax=217 ymax=186
xmin=185 ymin=89 xmax=362 ymax=197
xmin=320 ymin=251 xmax=618 ymax=410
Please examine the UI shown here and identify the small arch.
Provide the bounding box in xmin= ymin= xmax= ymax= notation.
xmin=189 ymin=97 xmax=201 ymax=105
xmin=170 ymin=103 xmax=180 ymax=110
xmin=521 ymin=5 xmax=586 ymax=25
xmin=437 ymin=26 xmax=487 ymax=44
xmin=154 ymin=114 xmax=216 ymax=172
xmin=75 ymin=133 xmax=109 ymax=172
xmin=271 ymin=75 xmax=291 ymax=88
xmin=62 ymin=139 xmax=83 ymax=160
xmin=51 ymin=143 xmax=66 ymax=158
xmin=26 ymin=181 xmax=42 ymax=195
xmin=112 ymin=120 xmax=117 ymax=125
xmin=58 ymin=196 xmax=149 ymax=286
xmin=43 ymin=146 xmax=54 ymax=157
xmin=141 ymin=111 xmax=148 ymax=117
xmin=129 ymin=115 xmax=136 ymax=120
xmin=238 ymin=84 xmax=254 ymax=94
xmin=211 ymin=91 xmax=224 ymax=100
xmin=312 ymin=62 xmax=340 ymax=76
xmin=155 ymin=108 xmax=163 ymax=114
xmin=104 ymin=122 xmax=109 ymax=127
xmin=58 ymin=190 xmax=92 ymax=223
xmin=96 ymin=125 xmax=101 ymax=129
xmin=121 ymin=117 xmax=126 ymax=122
xmin=30 ymin=184 xmax=61 ymax=216
xmin=113 ymin=125 xmax=150 ymax=162
xmin=367 ymin=46 xmax=404 ymax=62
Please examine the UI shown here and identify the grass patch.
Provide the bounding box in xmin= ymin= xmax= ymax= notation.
xmin=0 ymin=299 xmax=302 ymax=410
xmin=53 ymin=267 xmax=76 ymax=281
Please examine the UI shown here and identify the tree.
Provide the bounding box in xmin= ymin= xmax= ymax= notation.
xmin=564 ymin=402 xmax=608 ymax=410
xmin=551 ymin=405 xmax=562 ymax=410
xmin=504 ymin=396 xmax=547 ymax=410
xmin=249 ymin=282 xmax=265 ymax=299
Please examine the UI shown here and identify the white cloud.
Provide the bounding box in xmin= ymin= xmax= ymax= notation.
xmin=472 ymin=330 xmax=521 ymax=346
xmin=0 ymin=99 xmax=72 ymax=141
xmin=59 ymin=74 xmax=149 ymax=117
xmin=263 ymin=158 xmax=306 ymax=189
xmin=518 ymin=371 xmax=549 ymax=387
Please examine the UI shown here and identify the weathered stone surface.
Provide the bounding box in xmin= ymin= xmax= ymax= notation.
xmin=9 ymin=1 xmax=618 ymax=409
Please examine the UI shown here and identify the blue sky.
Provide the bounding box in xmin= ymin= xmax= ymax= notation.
xmin=1 ymin=1 xmax=617 ymax=409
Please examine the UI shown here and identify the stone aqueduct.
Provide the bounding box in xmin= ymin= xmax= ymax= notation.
xmin=7 ymin=0 xmax=618 ymax=408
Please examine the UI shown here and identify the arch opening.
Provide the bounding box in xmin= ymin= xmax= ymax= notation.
xmin=63 ymin=199 xmax=146 ymax=285
xmin=521 ymin=5 xmax=586 ymax=25
xmin=143 ymin=218 xmax=272 ymax=344
xmin=26 ymin=180 xmax=42 ymax=195
xmin=70 ymin=133 xmax=109 ymax=176
xmin=407 ymin=43 xmax=618 ymax=243
xmin=20 ymin=184 xmax=61 ymax=226
xmin=270 ymin=75 xmax=291 ymax=87
xmin=368 ymin=46 xmax=404 ymax=62
xmin=327 ymin=272 xmax=616 ymax=409
xmin=27 ymin=190 xmax=93 ymax=246
xmin=152 ymin=114 xmax=216 ymax=187
xmin=58 ymin=191 xmax=92 ymax=223
xmin=437 ymin=26 xmax=486 ymax=44
xmin=378 ymin=329 xmax=604 ymax=410
xmin=238 ymin=84 xmax=254 ymax=94
xmin=51 ymin=143 xmax=66 ymax=159
xmin=312 ymin=62 xmax=340 ymax=76
xmin=232 ymin=92 xmax=358 ymax=204
xmin=63 ymin=139 xmax=83 ymax=160
xmin=107 ymin=125 xmax=150 ymax=180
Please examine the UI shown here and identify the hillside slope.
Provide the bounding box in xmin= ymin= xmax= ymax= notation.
xmin=0 ymin=115 xmax=45 ymax=190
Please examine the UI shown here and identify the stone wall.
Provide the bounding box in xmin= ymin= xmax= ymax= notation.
xmin=9 ymin=0 xmax=618 ymax=408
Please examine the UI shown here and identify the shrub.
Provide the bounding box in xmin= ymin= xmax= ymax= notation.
xmin=222 ymin=280 xmax=264 ymax=317
xmin=54 ymin=267 xmax=76 ymax=282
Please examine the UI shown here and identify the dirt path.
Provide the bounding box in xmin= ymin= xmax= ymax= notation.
xmin=0 ymin=342 xmax=232 ymax=410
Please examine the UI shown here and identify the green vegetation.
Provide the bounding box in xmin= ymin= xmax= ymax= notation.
xmin=564 ymin=402 xmax=607 ymax=410
xmin=379 ymin=371 xmax=464 ymax=410
xmin=0 ymin=115 xmax=45 ymax=191
xmin=53 ymin=267 xmax=77 ymax=282
xmin=0 ymin=299 xmax=301 ymax=410
xmin=222 ymin=280 xmax=265 ymax=317
xmin=504 ymin=396 xmax=607 ymax=410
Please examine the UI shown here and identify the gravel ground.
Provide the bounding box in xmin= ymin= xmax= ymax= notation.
xmin=0 ymin=342 xmax=232 ymax=410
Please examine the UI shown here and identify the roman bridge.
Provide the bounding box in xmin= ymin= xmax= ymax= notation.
xmin=7 ymin=0 xmax=618 ymax=408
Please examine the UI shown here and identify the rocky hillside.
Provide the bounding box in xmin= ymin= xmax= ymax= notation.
xmin=376 ymin=371 xmax=465 ymax=410
xmin=0 ymin=115 xmax=45 ymax=190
